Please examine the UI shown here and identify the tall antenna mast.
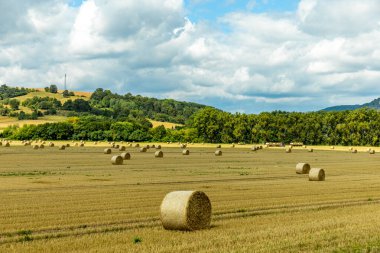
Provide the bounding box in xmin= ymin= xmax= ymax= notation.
xmin=64 ymin=73 xmax=67 ymax=90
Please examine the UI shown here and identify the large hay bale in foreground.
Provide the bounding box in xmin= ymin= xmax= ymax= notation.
xmin=120 ymin=152 xmax=131 ymax=160
xmin=111 ymin=155 xmax=123 ymax=165
xmin=59 ymin=145 xmax=66 ymax=150
xmin=160 ymin=191 xmax=212 ymax=231
xmin=296 ymin=163 xmax=311 ymax=174
xmin=33 ymin=145 xmax=39 ymax=150
xmin=182 ymin=149 xmax=190 ymax=155
xmin=140 ymin=147 xmax=147 ymax=152
xmin=215 ymin=150 xmax=222 ymax=156
xmin=119 ymin=146 xmax=126 ymax=151
xmin=155 ymin=150 xmax=164 ymax=158
xmin=309 ymin=168 xmax=325 ymax=181
xmin=370 ymin=150 xmax=376 ymax=154
xmin=104 ymin=148 xmax=111 ymax=154
xmin=285 ymin=148 xmax=292 ymax=153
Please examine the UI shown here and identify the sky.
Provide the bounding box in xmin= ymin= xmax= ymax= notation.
xmin=1 ymin=0 xmax=380 ymax=113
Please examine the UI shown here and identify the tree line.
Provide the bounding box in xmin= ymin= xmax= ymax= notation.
xmin=2 ymin=107 xmax=380 ymax=146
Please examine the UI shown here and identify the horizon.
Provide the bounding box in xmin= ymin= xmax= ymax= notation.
xmin=1 ymin=0 xmax=380 ymax=113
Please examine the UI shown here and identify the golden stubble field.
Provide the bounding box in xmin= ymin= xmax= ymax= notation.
xmin=1 ymin=143 xmax=380 ymax=252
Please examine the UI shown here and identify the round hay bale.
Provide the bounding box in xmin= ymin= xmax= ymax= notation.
xmin=146 ymin=145 xmax=150 ymax=149
xmin=120 ymin=152 xmax=131 ymax=160
xmin=309 ymin=168 xmax=325 ymax=181
xmin=74 ymin=143 xmax=78 ymax=146
xmin=251 ymin=146 xmax=257 ymax=151
xmin=330 ymin=146 xmax=334 ymax=149
xmin=308 ymin=148 xmax=313 ymax=152
xmin=215 ymin=150 xmax=222 ymax=156
xmin=367 ymin=148 xmax=372 ymax=153
xmin=33 ymin=145 xmax=39 ymax=150
xmin=111 ymin=155 xmax=123 ymax=165
xmin=140 ymin=147 xmax=147 ymax=152
xmin=134 ymin=143 xmax=140 ymax=148
xmin=180 ymin=144 xmax=187 ymax=149
xmin=370 ymin=150 xmax=376 ymax=154
xmin=182 ymin=149 xmax=190 ymax=155
xmin=59 ymin=145 xmax=66 ymax=150
xmin=66 ymin=144 xmax=70 ymax=147
xmin=128 ymin=143 xmax=133 ymax=147
xmin=259 ymin=145 xmax=263 ymax=149
xmin=49 ymin=143 xmax=54 ymax=147
xmin=4 ymin=142 xmax=10 ymax=147
xmin=160 ymin=191 xmax=212 ymax=231
xmin=352 ymin=149 xmax=357 ymax=153
xmin=231 ymin=144 xmax=235 ymax=148
xmin=296 ymin=163 xmax=311 ymax=174
xmin=216 ymin=144 xmax=221 ymax=148
xmin=285 ymin=148 xmax=292 ymax=153
xmin=104 ymin=148 xmax=111 ymax=154
xmin=119 ymin=146 xmax=126 ymax=151
xmin=155 ymin=150 xmax=164 ymax=158
xmin=114 ymin=144 xmax=120 ymax=149
xmin=39 ymin=144 xmax=44 ymax=149
xmin=151 ymin=144 xmax=156 ymax=148
xmin=156 ymin=145 xmax=162 ymax=149
xmin=80 ymin=143 xmax=84 ymax=147
xmin=23 ymin=142 xmax=28 ymax=146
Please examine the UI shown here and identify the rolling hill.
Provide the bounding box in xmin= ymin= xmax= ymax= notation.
xmin=322 ymin=97 xmax=380 ymax=111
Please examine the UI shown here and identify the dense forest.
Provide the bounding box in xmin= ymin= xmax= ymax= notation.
xmin=2 ymin=107 xmax=380 ymax=146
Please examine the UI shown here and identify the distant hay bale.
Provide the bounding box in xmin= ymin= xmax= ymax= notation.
xmin=128 ymin=143 xmax=133 ymax=147
xmin=135 ymin=143 xmax=140 ymax=148
xmin=4 ymin=142 xmax=10 ymax=147
xmin=111 ymin=155 xmax=123 ymax=165
xmin=80 ymin=143 xmax=84 ymax=147
xmin=59 ymin=145 xmax=66 ymax=150
xmin=49 ymin=143 xmax=54 ymax=147
xmin=146 ymin=145 xmax=150 ymax=149
xmin=231 ymin=144 xmax=235 ymax=148
xmin=370 ymin=150 xmax=376 ymax=154
xmin=151 ymin=144 xmax=156 ymax=148
xmin=367 ymin=148 xmax=372 ymax=153
xmin=259 ymin=145 xmax=263 ymax=149
xmin=296 ymin=163 xmax=311 ymax=174
xmin=216 ymin=144 xmax=221 ymax=148
xmin=120 ymin=152 xmax=131 ymax=160
xmin=39 ymin=144 xmax=44 ymax=149
xmin=308 ymin=148 xmax=314 ymax=152
xmin=182 ymin=149 xmax=190 ymax=155
xmin=180 ymin=144 xmax=187 ymax=149
xmin=155 ymin=150 xmax=164 ymax=158
xmin=330 ymin=146 xmax=334 ymax=149
xmin=285 ymin=148 xmax=292 ymax=153
xmin=215 ymin=150 xmax=222 ymax=156
xmin=23 ymin=143 xmax=28 ymax=146
xmin=303 ymin=145 xmax=307 ymax=148
xmin=140 ymin=147 xmax=147 ymax=152
xmin=309 ymin=168 xmax=325 ymax=181
xmin=160 ymin=191 xmax=212 ymax=231
xmin=94 ymin=142 xmax=98 ymax=145
xmin=104 ymin=148 xmax=111 ymax=154
xmin=74 ymin=143 xmax=78 ymax=146
xmin=119 ymin=146 xmax=126 ymax=151
xmin=115 ymin=144 xmax=120 ymax=149
xmin=352 ymin=149 xmax=357 ymax=153
xmin=156 ymin=145 xmax=162 ymax=149
xmin=33 ymin=145 xmax=39 ymax=150
xmin=251 ymin=146 xmax=258 ymax=151
xmin=66 ymin=144 xmax=70 ymax=147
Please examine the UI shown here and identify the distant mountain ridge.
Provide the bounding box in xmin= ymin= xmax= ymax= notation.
xmin=322 ymin=98 xmax=380 ymax=111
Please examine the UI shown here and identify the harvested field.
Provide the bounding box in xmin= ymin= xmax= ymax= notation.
xmin=0 ymin=145 xmax=380 ymax=252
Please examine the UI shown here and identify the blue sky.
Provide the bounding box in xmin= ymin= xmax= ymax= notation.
xmin=184 ymin=0 xmax=300 ymax=21
xmin=2 ymin=0 xmax=380 ymax=113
